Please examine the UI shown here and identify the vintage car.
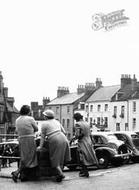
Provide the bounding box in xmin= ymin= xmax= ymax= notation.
xmin=114 ymin=131 xmax=139 ymax=163
xmin=0 ymin=140 xmax=19 ymax=156
xmin=135 ymin=131 xmax=139 ymax=137
xmin=0 ymin=140 xmax=19 ymax=168
xmin=66 ymin=132 xmax=131 ymax=170
xmin=0 ymin=133 xmax=130 ymax=176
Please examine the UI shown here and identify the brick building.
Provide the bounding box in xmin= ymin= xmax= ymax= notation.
xmin=45 ymin=80 xmax=102 ymax=140
xmin=31 ymin=97 xmax=50 ymax=120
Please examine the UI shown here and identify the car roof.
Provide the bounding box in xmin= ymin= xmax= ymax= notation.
xmin=113 ymin=131 xmax=137 ymax=136
xmin=91 ymin=131 xmax=114 ymax=137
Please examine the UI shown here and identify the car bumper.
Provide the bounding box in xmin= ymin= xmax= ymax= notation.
xmin=113 ymin=153 xmax=132 ymax=160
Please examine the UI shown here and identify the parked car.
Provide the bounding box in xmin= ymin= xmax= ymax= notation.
xmin=0 ymin=140 xmax=19 ymax=168
xmin=114 ymin=131 xmax=139 ymax=163
xmin=135 ymin=131 xmax=139 ymax=137
xmin=66 ymin=132 xmax=131 ymax=170
xmin=0 ymin=140 xmax=19 ymax=156
xmin=92 ymin=132 xmax=131 ymax=167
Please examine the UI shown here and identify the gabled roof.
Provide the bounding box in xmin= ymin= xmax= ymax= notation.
xmin=86 ymin=85 xmax=120 ymax=102
xmin=47 ymin=92 xmax=85 ymax=105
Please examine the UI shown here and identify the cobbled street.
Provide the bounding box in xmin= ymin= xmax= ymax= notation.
xmin=0 ymin=163 xmax=139 ymax=190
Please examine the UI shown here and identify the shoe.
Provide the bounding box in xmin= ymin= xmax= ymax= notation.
xmin=56 ymin=174 xmax=65 ymax=182
xmin=79 ymin=172 xmax=89 ymax=178
xmin=11 ymin=172 xmax=18 ymax=183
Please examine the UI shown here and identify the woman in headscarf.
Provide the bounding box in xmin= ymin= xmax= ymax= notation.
xmin=38 ymin=109 xmax=71 ymax=182
xmin=11 ymin=105 xmax=38 ymax=182
xmin=73 ymin=112 xmax=98 ymax=177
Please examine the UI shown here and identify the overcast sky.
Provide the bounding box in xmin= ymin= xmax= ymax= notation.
xmin=0 ymin=0 xmax=139 ymax=110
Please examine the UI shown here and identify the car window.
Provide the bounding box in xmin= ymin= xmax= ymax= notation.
xmin=107 ymin=134 xmax=117 ymax=141
xmin=131 ymin=134 xmax=138 ymax=139
xmin=131 ymin=135 xmax=139 ymax=147
xmin=114 ymin=134 xmax=133 ymax=147
xmin=93 ymin=136 xmax=104 ymax=144
xmin=114 ymin=134 xmax=126 ymax=141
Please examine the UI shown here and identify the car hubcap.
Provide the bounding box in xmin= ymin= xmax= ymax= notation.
xmin=99 ymin=158 xmax=105 ymax=164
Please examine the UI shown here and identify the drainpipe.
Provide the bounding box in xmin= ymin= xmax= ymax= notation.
xmin=87 ymin=102 xmax=89 ymax=122
xmin=127 ymin=100 xmax=129 ymax=131
xmin=72 ymin=105 xmax=74 ymax=139
xmin=59 ymin=105 xmax=62 ymax=123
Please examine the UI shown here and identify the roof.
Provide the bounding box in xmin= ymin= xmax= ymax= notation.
xmin=115 ymin=84 xmax=134 ymax=101
xmin=92 ymin=132 xmax=114 ymax=136
xmin=47 ymin=92 xmax=85 ymax=105
xmin=86 ymin=85 xmax=120 ymax=102
xmin=127 ymin=89 xmax=139 ymax=100
xmin=114 ymin=131 xmax=137 ymax=136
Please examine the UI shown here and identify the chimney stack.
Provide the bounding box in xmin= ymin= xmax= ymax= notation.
xmin=43 ymin=97 xmax=50 ymax=108
xmin=121 ymin=74 xmax=132 ymax=88
xmin=57 ymin=86 xmax=69 ymax=97
xmin=95 ymin=78 xmax=102 ymax=89
xmin=77 ymin=84 xmax=85 ymax=94
xmin=131 ymin=74 xmax=137 ymax=91
xmin=85 ymin=83 xmax=95 ymax=93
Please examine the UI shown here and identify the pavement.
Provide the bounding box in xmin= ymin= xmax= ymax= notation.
xmin=0 ymin=161 xmax=113 ymax=180
xmin=0 ymin=162 xmax=18 ymax=178
xmin=0 ymin=162 xmax=109 ymax=180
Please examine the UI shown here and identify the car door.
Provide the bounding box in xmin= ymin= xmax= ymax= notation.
xmin=93 ymin=135 xmax=108 ymax=148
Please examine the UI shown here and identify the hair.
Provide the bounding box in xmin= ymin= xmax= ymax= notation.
xmin=73 ymin=112 xmax=83 ymax=121
xmin=46 ymin=115 xmax=54 ymax=119
xmin=20 ymin=105 xmax=31 ymax=115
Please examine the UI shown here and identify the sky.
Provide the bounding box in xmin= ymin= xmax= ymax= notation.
xmin=0 ymin=0 xmax=139 ymax=110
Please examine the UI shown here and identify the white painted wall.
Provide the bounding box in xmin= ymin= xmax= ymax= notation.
xmin=128 ymin=99 xmax=139 ymax=131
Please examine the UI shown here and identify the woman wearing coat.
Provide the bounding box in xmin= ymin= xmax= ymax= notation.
xmin=73 ymin=112 xmax=98 ymax=177
xmin=38 ymin=109 xmax=71 ymax=182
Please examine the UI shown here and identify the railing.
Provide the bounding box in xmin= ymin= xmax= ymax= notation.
xmin=0 ymin=134 xmax=18 ymax=141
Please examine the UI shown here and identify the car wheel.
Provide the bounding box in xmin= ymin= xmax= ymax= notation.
xmin=97 ymin=154 xmax=109 ymax=169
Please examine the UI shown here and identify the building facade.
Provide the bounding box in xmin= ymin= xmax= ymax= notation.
xmin=0 ymin=71 xmax=19 ymax=141
xmin=45 ymin=81 xmax=102 ymax=140
xmin=31 ymin=97 xmax=50 ymax=120
xmin=77 ymin=74 xmax=139 ymax=132
xmin=83 ymin=85 xmax=120 ymax=131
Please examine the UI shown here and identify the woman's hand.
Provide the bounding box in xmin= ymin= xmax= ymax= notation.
xmin=37 ymin=146 xmax=42 ymax=151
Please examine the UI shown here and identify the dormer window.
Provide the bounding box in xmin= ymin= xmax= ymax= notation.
xmin=79 ymin=102 xmax=85 ymax=110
